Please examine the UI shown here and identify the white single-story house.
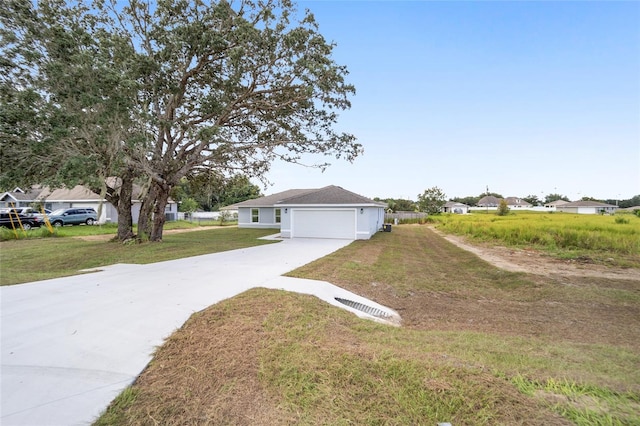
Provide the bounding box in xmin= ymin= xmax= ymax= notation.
xmin=504 ymin=197 xmax=533 ymax=209
xmin=443 ymin=201 xmax=470 ymax=214
xmin=555 ymin=200 xmax=618 ymax=215
xmin=544 ymin=200 xmax=569 ymax=210
xmin=0 ymin=183 xmax=178 ymax=223
xmin=224 ymin=185 xmax=386 ymax=240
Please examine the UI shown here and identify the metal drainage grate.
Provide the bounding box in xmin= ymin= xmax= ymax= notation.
xmin=334 ymin=297 xmax=392 ymax=319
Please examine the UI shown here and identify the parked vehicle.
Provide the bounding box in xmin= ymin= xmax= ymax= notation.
xmin=4 ymin=207 xmax=47 ymax=219
xmin=47 ymin=208 xmax=98 ymax=227
xmin=0 ymin=212 xmax=43 ymax=230
xmin=5 ymin=207 xmax=33 ymax=214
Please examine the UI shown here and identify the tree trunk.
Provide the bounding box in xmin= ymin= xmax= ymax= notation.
xmin=116 ymin=169 xmax=135 ymax=241
xmin=149 ymin=187 xmax=170 ymax=241
xmin=137 ymin=183 xmax=157 ymax=241
xmin=96 ymin=176 xmax=107 ymax=225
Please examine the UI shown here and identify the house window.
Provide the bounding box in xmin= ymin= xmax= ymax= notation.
xmin=275 ymin=208 xmax=281 ymax=224
xmin=251 ymin=208 xmax=259 ymax=223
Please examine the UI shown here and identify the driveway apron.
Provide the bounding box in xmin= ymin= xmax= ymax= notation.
xmin=1 ymin=237 xmax=352 ymax=426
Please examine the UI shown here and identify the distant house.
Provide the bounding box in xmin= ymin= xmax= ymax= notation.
xmin=504 ymin=197 xmax=532 ymax=209
xmin=476 ymin=195 xmax=501 ymax=207
xmin=0 ymin=183 xmax=178 ymax=223
xmin=443 ymin=201 xmax=470 ymax=214
xmin=224 ymin=185 xmax=386 ymax=240
xmin=544 ymin=200 xmax=570 ymax=209
xmin=555 ymin=200 xmax=618 ymax=215
xmin=0 ymin=187 xmax=40 ymax=209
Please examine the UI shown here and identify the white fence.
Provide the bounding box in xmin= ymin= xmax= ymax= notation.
xmin=180 ymin=211 xmax=238 ymax=222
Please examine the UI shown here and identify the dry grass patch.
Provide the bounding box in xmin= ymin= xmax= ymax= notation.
xmin=98 ymin=289 xmax=570 ymax=425
xmin=96 ymin=225 xmax=640 ymax=425
xmin=289 ymin=227 xmax=640 ymax=349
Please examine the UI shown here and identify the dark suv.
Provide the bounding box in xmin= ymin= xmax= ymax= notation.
xmin=0 ymin=211 xmax=43 ymax=230
xmin=48 ymin=208 xmax=98 ymax=226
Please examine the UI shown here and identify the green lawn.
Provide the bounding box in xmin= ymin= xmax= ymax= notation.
xmin=0 ymin=227 xmax=276 ymax=286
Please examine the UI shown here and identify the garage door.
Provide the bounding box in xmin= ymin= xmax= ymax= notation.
xmin=292 ymin=209 xmax=356 ymax=239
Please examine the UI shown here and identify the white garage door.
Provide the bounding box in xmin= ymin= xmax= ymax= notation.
xmin=292 ymin=209 xmax=356 ymax=239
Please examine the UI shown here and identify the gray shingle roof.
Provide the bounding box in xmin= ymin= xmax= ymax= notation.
xmin=2 ymin=182 xmax=166 ymax=204
xmin=477 ymin=195 xmax=501 ymax=206
xmin=224 ymin=189 xmax=318 ymax=208
xmin=545 ymin=200 xmax=569 ymax=206
xmin=38 ymin=185 xmax=101 ymax=201
xmin=0 ymin=187 xmax=46 ymax=202
xmin=277 ymin=186 xmax=385 ymax=206
xmin=559 ymin=200 xmax=617 ymax=208
xmin=444 ymin=201 xmax=469 ymax=207
xmin=505 ymin=197 xmax=532 ymax=206
xmin=224 ymin=185 xmax=385 ymax=208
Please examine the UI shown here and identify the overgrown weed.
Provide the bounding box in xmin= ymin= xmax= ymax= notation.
xmin=432 ymin=212 xmax=639 ymax=265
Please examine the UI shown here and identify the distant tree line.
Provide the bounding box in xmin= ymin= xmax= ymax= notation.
xmin=373 ymin=198 xmax=417 ymax=212
xmin=172 ymin=173 xmax=261 ymax=213
xmin=608 ymin=195 xmax=640 ymax=209
xmin=376 ymin=191 xmax=640 ymax=212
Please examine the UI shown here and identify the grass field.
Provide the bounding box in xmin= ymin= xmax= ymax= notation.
xmin=95 ymin=226 xmax=640 ymax=425
xmin=432 ymin=211 xmax=640 ymax=267
xmin=0 ymin=219 xmax=236 ymax=242
xmin=0 ymin=227 xmax=274 ymax=286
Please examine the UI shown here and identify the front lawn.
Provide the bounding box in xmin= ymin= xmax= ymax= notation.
xmin=0 ymin=228 xmax=277 ymax=286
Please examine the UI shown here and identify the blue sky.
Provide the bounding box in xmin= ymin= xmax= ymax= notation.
xmin=262 ymin=0 xmax=640 ymax=202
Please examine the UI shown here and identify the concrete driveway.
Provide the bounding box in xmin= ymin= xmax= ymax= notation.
xmin=1 ymin=237 xmax=398 ymax=425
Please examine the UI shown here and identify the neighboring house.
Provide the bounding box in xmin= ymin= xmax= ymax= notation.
xmin=555 ymin=200 xmax=618 ymax=215
xmin=504 ymin=197 xmax=532 ymax=209
xmin=0 ymin=183 xmax=178 ymax=223
xmin=443 ymin=201 xmax=470 ymax=214
xmin=36 ymin=185 xmax=114 ymax=223
xmin=544 ymin=200 xmax=569 ymax=210
xmin=0 ymin=187 xmax=43 ymax=209
xmin=476 ymin=195 xmax=501 ymax=207
xmin=224 ymin=185 xmax=386 ymax=240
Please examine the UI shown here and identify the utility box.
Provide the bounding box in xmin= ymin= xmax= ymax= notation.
xmin=383 ymin=224 xmax=392 ymax=232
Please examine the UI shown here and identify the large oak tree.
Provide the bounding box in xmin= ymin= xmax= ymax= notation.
xmin=1 ymin=0 xmax=360 ymax=241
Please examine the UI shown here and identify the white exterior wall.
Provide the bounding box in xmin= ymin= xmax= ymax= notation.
xmin=279 ymin=205 xmax=383 ymax=240
xmin=164 ymin=202 xmax=179 ymax=221
xmin=280 ymin=207 xmax=291 ymax=237
xmin=238 ymin=207 xmax=250 ymax=225
xmin=554 ymin=206 xmax=617 ymax=214
xmin=237 ymin=207 xmax=280 ymax=229
xmin=445 ymin=204 xmax=470 ymax=214
xmin=358 ymin=206 xmax=385 ymax=239
xmin=578 ymin=207 xmax=596 ymax=214
xmin=237 ymin=205 xmax=384 ymax=239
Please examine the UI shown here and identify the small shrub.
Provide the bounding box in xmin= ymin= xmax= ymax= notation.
xmin=614 ymin=216 xmax=630 ymax=224
xmin=496 ymin=199 xmax=510 ymax=216
xmin=219 ymin=210 xmax=231 ymax=225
